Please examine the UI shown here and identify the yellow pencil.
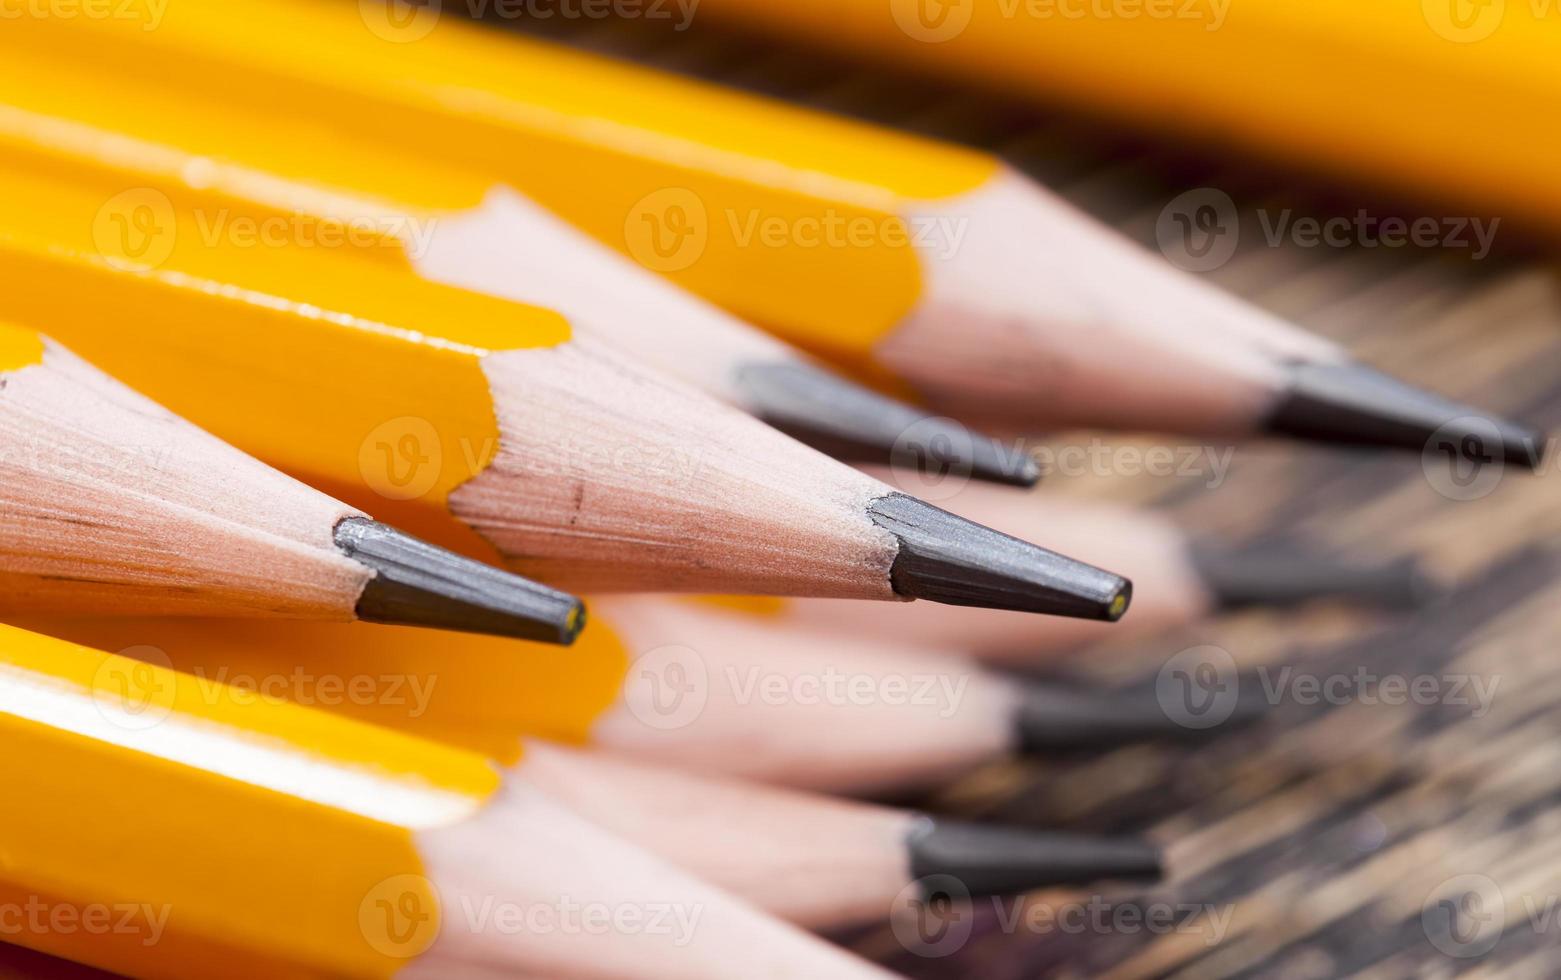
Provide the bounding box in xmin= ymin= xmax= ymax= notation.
xmin=21 ymin=599 xmax=1235 ymax=799
xmin=0 ymin=320 xmax=583 ymax=643
xmin=0 ymin=141 xmax=1130 ymax=617
xmin=6 ymin=0 xmax=1539 ymax=463
xmin=688 ymin=0 xmax=1561 ymax=228
xmin=13 ymin=615 xmax=1164 ymax=935
xmin=0 ymin=45 xmax=1036 ymax=486
xmin=0 ymin=622 xmax=888 ymax=979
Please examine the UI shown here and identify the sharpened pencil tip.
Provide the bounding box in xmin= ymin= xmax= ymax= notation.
xmin=1014 ymin=682 xmax=1267 ymax=752
xmin=907 ymin=817 xmax=1163 ymax=896
xmin=1268 ymin=361 xmax=1544 ymax=468
xmin=334 ymin=518 xmax=586 ymax=644
xmin=1189 ymin=544 xmax=1435 ymax=610
xmin=736 ymin=361 xmax=1040 ymax=487
xmin=868 ymin=493 xmax=1131 ymax=619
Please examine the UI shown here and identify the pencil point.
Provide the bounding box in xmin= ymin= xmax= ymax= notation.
xmin=1014 ymin=682 xmax=1267 ymax=751
xmin=333 ymin=518 xmax=586 ymax=644
xmin=907 ymin=817 xmax=1162 ymax=895
xmin=868 ymin=493 xmax=1130 ymax=619
xmin=1189 ymin=544 xmax=1434 ymax=609
xmin=1268 ymin=361 xmax=1544 ymax=467
xmin=736 ymin=362 xmax=1040 ymax=487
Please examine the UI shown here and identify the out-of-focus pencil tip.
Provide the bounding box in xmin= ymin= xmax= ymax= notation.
xmin=1014 ymin=681 xmax=1267 ymax=752
xmin=737 ymin=361 xmax=1040 ymax=487
xmin=1190 ymin=545 xmax=1436 ymax=610
xmin=868 ymin=493 xmax=1131 ymax=619
xmin=1267 ymin=361 xmax=1543 ymax=468
xmin=907 ymin=817 xmax=1163 ymax=896
xmin=334 ymin=518 xmax=586 ymax=644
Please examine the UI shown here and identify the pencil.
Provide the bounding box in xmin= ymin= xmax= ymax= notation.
xmin=0 ymin=321 xmax=581 ymax=643
xmin=588 ymin=596 xmax=1262 ymax=793
xmin=0 ymin=154 xmax=1126 ymax=617
xmin=13 ymin=0 xmax=1541 ymax=462
xmin=0 ymin=47 xmax=1036 ymax=488
xmin=26 ymin=604 xmax=1254 ymax=798
xmin=0 ymin=624 xmax=890 ymax=979
xmin=761 ymin=475 xmax=1431 ymax=661
xmin=521 ymin=742 xmax=1163 ymax=930
xmin=683 ymin=0 xmax=1561 ymax=231
xmin=18 ymin=614 xmax=1165 ymax=927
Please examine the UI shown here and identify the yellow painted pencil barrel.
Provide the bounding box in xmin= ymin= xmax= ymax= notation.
xmin=0 ymin=623 xmax=498 ymax=978
xmin=690 ymin=0 xmax=1561 ymax=227
xmin=0 ymin=0 xmax=989 ymax=375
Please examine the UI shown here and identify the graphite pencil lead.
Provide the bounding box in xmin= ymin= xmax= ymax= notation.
xmin=332 ymin=518 xmax=585 ymax=644
xmin=907 ymin=817 xmax=1163 ymax=896
xmin=867 ymin=493 xmax=1131 ymax=619
xmin=735 ymin=361 xmax=1040 ymax=487
xmin=1189 ymin=545 xmax=1434 ymax=610
xmin=1267 ymin=362 xmax=1544 ymax=468
xmin=1014 ymin=682 xmax=1267 ymax=752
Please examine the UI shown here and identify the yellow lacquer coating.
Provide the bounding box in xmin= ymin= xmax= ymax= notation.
xmin=0 ymin=153 xmax=572 ymax=560
xmin=0 ymin=47 xmax=490 ymax=259
xmin=0 ymin=623 xmax=500 ymax=978
xmin=694 ymin=0 xmax=1561 ymax=231
xmin=3 ymin=0 xmax=999 ymax=363
xmin=22 ymin=616 xmax=631 ymax=770
xmin=0 ymin=321 xmax=44 ymax=373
